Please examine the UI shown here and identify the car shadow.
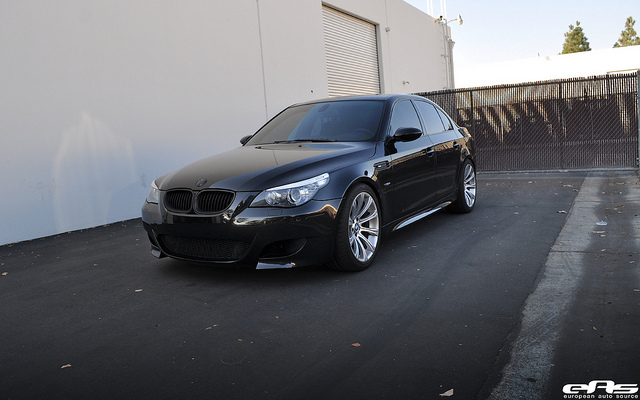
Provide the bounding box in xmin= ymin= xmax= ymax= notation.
xmin=153 ymin=257 xmax=348 ymax=286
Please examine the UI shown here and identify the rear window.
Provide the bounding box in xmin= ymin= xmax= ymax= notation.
xmin=413 ymin=101 xmax=446 ymax=135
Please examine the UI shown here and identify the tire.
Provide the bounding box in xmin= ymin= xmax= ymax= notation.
xmin=449 ymin=160 xmax=477 ymax=213
xmin=330 ymin=184 xmax=381 ymax=272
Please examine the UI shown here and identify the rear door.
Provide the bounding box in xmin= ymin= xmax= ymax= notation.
xmin=413 ymin=100 xmax=463 ymax=198
xmin=387 ymin=100 xmax=437 ymax=219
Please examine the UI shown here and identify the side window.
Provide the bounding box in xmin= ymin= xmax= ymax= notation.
xmin=389 ymin=100 xmax=422 ymax=137
xmin=414 ymin=101 xmax=445 ymax=134
xmin=436 ymin=108 xmax=454 ymax=130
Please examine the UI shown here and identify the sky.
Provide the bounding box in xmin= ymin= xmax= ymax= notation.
xmin=404 ymin=0 xmax=640 ymax=70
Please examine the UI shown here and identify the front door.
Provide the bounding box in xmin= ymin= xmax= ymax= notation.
xmin=387 ymin=100 xmax=437 ymax=220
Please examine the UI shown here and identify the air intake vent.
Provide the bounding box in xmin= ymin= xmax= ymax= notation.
xmin=196 ymin=190 xmax=235 ymax=213
xmin=158 ymin=235 xmax=250 ymax=261
xmin=164 ymin=190 xmax=193 ymax=213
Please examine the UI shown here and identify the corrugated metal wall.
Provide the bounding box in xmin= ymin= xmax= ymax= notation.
xmin=322 ymin=6 xmax=380 ymax=97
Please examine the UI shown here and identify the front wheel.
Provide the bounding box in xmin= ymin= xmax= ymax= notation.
xmin=449 ymin=160 xmax=477 ymax=213
xmin=330 ymin=184 xmax=381 ymax=272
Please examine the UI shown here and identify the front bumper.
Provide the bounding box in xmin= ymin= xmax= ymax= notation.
xmin=141 ymin=192 xmax=342 ymax=268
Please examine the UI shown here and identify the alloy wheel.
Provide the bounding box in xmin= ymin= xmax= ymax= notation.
xmin=463 ymin=163 xmax=477 ymax=208
xmin=348 ymin=192 xmax=380 ymax=262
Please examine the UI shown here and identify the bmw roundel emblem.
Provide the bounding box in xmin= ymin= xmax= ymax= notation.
xmin=195 ymin=178 xmax=208 ymax=188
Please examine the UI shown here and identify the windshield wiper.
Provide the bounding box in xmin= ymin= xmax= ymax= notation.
xmin=269 ymin=138 xmax=337 ymax=144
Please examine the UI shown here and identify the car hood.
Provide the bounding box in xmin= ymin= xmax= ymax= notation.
xmin=156 ymin=142 xmax=376 ymax=191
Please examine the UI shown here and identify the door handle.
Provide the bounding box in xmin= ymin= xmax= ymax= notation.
xmin=425 ymin=148 xmax=435 ymax=157
xmin=453 ymin=142 xmax=460 ymax=149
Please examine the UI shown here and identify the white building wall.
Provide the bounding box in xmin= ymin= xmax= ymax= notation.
xmin=382 ymin=0 xmax=452 ymax=91
xmin=0 ymin=0 xmax=449 ymax=246
xmin=327 ymin=0 xmax=450 ymax=93
xmin=258 ymin=0 xmax=329 ymax=116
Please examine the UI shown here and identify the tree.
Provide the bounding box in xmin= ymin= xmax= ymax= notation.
xmin=562 ymin=21 xmax=591 ymax=54
xmin=614 ymin=16 xmax=640 ymax=47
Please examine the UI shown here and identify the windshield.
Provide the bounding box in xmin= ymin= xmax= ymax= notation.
xmin=246 ymin=100 xmax=384 ymax=145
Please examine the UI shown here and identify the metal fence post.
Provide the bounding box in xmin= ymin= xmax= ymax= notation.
xmin=637 ymin=70 xmax=640 ymax=170
xmin=559 ymin=81 xmax=565 ymax=169
xmin=470 ymin=90 xmax=475 ymax=142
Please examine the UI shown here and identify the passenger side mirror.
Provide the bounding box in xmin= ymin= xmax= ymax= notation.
xmin=392 ymin=127 xmax=422 ymax=142
xmin=240 ymin=135 xmax=252 ymax=145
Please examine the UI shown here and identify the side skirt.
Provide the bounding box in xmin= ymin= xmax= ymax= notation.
xmin=392 ymin=201 xmax=452 ymax=231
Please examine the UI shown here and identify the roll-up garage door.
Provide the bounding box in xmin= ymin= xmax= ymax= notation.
xmin=322 ymin=5 xmax=380 ymax=97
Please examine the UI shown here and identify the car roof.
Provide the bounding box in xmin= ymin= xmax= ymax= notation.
xmin=291 ymin=94 xmax=432 ymax=107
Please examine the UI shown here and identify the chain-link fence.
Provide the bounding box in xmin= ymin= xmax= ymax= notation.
xmin=416 ymin=72 xmax=639 ymax=171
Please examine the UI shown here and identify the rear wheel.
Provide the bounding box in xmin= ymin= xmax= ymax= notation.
xmin=449 ymin=160 xmax=476 ymax=213
xmin=330 ymin=184 xmax=381 ymax=272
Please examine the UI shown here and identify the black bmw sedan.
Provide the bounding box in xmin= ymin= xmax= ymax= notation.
xmin=142 ymin=94 xmax=476 ymax=272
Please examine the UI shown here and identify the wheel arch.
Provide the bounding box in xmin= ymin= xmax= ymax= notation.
xmin=338 ymin=176 xmax=385 ymax=220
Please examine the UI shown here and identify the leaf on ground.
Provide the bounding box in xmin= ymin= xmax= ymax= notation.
xmin=351 ymin=343 xmax=361 ymax=348
xmin=440 ymin=388 xmax=454 ymax=397
xmin=1 ymin=272 xmax=7 ymax=276
xmin=61 ymin=364 xmax=72 ymax=369
xmin=557 ymin=210 xmax=567 ymax=214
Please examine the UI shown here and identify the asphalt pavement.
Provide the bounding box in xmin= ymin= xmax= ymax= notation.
xmin=1 ymin=171 xmax=638 ymax=400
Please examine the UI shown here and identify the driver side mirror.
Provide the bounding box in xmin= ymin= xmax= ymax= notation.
xmin=392 ymin=127 xmax=422 ymax=142
xmin=240 ymin=135 xmax=252 ymax=145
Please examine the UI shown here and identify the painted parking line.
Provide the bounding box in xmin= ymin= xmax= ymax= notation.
xmin=488 ymin=172 xmax=639 ymax=399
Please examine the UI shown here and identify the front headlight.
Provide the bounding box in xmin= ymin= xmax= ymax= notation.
xmin=146 ymin=180 xmax=160 ymax=204
xmin=250 ymin=173 xmax=330 ymax=208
